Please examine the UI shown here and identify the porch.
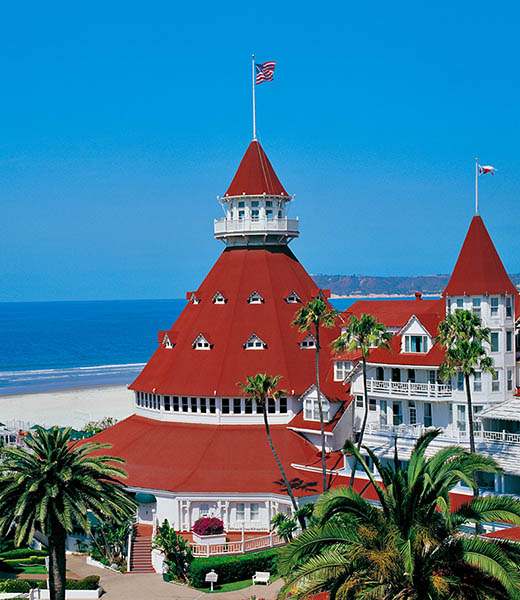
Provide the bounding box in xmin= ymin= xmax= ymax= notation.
xmin=365 ymin=379 xmax=452 ymax=399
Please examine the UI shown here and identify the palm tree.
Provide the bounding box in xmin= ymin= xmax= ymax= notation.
xmin=331 ymin=313 xmax=391 ymax=487
xmin=239 ymin=373 xmax=304 ymax=528
xmin=437 ymin=309 xmax=494 ymax=455
xmin=0 ymin=426 xmax=137 ymax=600
xmin=292 ymin=297 xmax=338 ymax=492
xmin=278 ymin=430 xmax=520 ymax=600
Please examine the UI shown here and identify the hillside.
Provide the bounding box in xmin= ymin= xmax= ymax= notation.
xmin=311 ymin=273 xmax=520 ymax=297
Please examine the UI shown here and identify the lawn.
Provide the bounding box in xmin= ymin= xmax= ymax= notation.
xmin=194 ymin=574 xmax=280 ymax=593
xmin=16 ymin=565 xmax=49 ymax=575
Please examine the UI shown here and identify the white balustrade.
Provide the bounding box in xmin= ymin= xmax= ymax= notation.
xmin=214 ymin=217 xmax=299 ymax=236
xmin=190 ymin=532 xmax=283 ymax=557
xmin=366 ymin=379 xmax=452 ymax=399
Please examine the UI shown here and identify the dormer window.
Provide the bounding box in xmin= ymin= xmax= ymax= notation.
xmin=163 ymin=333 xmax=174 ymax=349
xmin=286 ymin=290 xmax=301 ymax=304
xmin=189 ymin=292 xmax=200 ymax=305
xmin=193 ymin=333 xmax=211 ymax=350
xmin=299 ymin=333 xmax=316 ymax=349
xmin=248 ymin=291 xmax=264 ymax=304
xmin=244 ymin=333 xmax=266 ymax=349
xmin=403 ymin=335 xmax=428 ymax=353
xmin=334 ymin=361 xmax=352 ymax=381
xmin=213 ymin=291 xmax=227 ymax=304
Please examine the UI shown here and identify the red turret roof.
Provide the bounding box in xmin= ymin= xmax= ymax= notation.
xmin=444 ymin=216 xmax=517 ymax=296
xmin=130 ymin=245 xmax=346 ymax=401
xmin=224 ymin=140 xmax=289 ymax=197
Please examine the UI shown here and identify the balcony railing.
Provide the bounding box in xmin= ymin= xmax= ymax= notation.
xmin=366 ymin=423 xmax=520 ymax=445
xmin=214 ymin=217 xmax=299 ymax=237
xmin=366 ymin=379 xmax=452 ymax=399
xmin=190 ymin=532 xmax=284 ymax=557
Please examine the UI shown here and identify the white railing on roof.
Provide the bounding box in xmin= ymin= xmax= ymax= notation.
xmin=366 ymin=379 xmax=452 ymax=399
xmin=190 ymin=532 xmax=283 ymax=557
xmin=214 ymin=217 xmax=299 ymax=237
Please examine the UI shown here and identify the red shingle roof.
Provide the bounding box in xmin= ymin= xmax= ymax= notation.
xmin=90 ymin=415 xmax=324 ymax=497
xmin=224 ymin=141 xmax=289 ymax=197
xmin=444 ymin=216 xmax=517 ymax=296
xmin=483 ymin=526 xmax=520 ymax=541
xmin=130 ymin=245 xmax=347 ymax=401
xmin=346 ymin=298 xmax=445 ymax=328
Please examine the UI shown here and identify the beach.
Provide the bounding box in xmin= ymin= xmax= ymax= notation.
xmin=0 ymin=384 xmax=134 ymax=430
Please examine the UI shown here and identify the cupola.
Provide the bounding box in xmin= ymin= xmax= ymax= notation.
xmin=214 ymin=140 xmax=299 ymax=247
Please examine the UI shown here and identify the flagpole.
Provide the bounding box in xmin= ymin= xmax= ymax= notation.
xmin=252 ymin=54 xmax=257 ymax=140
xmin=475 ymin=157 xmax=479 ymax=216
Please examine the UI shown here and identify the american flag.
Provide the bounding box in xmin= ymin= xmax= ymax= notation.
xmin=255 ymin=61 xmax=276 ymax=84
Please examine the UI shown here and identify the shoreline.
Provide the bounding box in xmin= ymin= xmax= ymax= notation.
xmin=329 ymin=293 xmax=442 ymax=299
xmin=0 ymin=384 xmax=134 ymax=430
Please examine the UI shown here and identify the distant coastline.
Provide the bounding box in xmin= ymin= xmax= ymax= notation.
xmin=330 ymin=293 xmax=441 ymax=299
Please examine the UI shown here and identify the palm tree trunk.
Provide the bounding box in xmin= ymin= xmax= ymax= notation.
xmin=464 ymin=372 xmax=476 ymax=455
xmin=48 ymin=524 xmax=67 ymax=600
xmin=262 ymin=406 xmax=305 ymax=530
xmin=350 ymin=354 xmax=368 ymax=489
xmin=315 ymin=325 xmax=327 ymax=493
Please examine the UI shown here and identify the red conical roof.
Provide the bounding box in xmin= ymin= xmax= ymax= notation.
xmin=444 ymin=216 xmax=517 ymax=296
xmin=130 ymin=245 xmax=345 ymax=400
xmin=224 ymin=140 xmax=289 ymax=197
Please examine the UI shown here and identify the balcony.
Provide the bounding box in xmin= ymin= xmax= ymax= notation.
xmin=214 ymin=217 xmax=299 ymax=238
xmin=366 ymin=378 xmax=452 ymax=399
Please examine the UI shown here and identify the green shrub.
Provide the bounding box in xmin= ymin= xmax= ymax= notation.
xmin=0 ymin=579 xmax=32 ymax=592
xmin=0 ymin=559 xmax=18 ymax=573
xmin=4 ymin=555 xmax=47 ymax=566
xmin=66 ymin=575 xmax=100 ymax=590
xmin=0 ymin=548 xmax=48 ymax=559
xmin=189 ymin=548 xmax=279 ymax=588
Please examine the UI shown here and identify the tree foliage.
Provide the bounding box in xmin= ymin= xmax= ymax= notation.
xmin=152 ymin=520 xmax=193 ymax=583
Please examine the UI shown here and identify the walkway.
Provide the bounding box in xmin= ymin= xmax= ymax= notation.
xmin=66 ymin=554 xmax=284 ymax=600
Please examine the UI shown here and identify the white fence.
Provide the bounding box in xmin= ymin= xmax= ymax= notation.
xmin=214 ymin=217 xmax=299 ymax=236
xmin=366 ymin=379 xmax=452 ymax=399
xmin=190 ymin=532 xmax=283 ymax=557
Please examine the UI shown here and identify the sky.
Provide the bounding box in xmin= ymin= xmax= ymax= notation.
xmin=1 ymin=1 xmax=519 ymax=301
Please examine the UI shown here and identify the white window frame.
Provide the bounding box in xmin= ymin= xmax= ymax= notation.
xmin=250 ymin=503 xmax=260 ymax=521
xmin=247 ymin=291 xmax=264 ymax=304
xmin=236 ymin=503 xmax=245 ymax=521
xmin=244 ymin=333 xmax=266 ymax=350
xmin=299 ymin=333 xmax=317 ymax=349
xmin=490 ymin=332 xmax=499 ymax=353
xmin=492 ymin=371 xmax=500 ymax=392
xmin=472 ymin=298 xmax=481 ymax=316
xmin=334 ymin=361 xmax=352 ymax=381
xmin=424 ymin=402 xmax=433 ymax=428
xmin=473 ymin=371 xmax=482 ymax=392
xmin=285 ymin=290 xmax=301 ymax=304
xmin=490 ymin=297 xmax=499 ymax=317
xmin=507 ymin=369 xmax=513 ymax=392
xmin=304 ymin=396 xmax=330 ymax=422
xmin=213 ymin=291 xmax=227 ymax=304
xmin=403 ymin=335 xmax=428 ymax=353
xmin=193 ymin=333 xmax=211 ymax=350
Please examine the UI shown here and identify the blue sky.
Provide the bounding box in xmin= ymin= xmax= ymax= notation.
xmin=2 ymin=1 xmax=519 ymax=301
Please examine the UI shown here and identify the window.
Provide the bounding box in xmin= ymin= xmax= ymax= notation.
xmin=182 ymin=397 xmax=189 ymax=412
xmin=209 ymin=398 xmax=216 ymax=413
xmin=236 ymin=503 xmax=245 ymax=521
xmin=473 ymin=372 xmax=482 ymax=392
xmin=278 ymin=210 xmax=282 ymax=218
xmin=424 ymin=403 xmax=433 ymax=428
xmin=507 ymin=370 xmax=513 ymax=392
xmin=356 ymin=395 xmax=364 ymax=408
xmin=407 ymin=369 xmax=416 ymax=383
xmin=457 ymin=372 xmax=464 ymax=391
xmin=506 ymin=296 xmax=513 ymax=318
xmin=380 ymin=400 xmax=387 ymax=426
xmin=456 ymin=298 xmax=464 ymax=311
xmin=245 ymin=400 xmax=253 ymax=414
xmin=506 ymin=331 xmax=513 ymax=352
xmin=490 ymin=297 xmax=499 ymax=316
xmin=244 ymin=334 xmax=266 ymax=349
xmin=238 ymin=209 xmax=245 ymax=220
xmin=193 ymin=333 xmax=211 ymax=349
xmin=457 ymin=405 xmax=466 ymax=432
xmin=164 ymin=396 xmax=171 ymax=411
xmin=238 ymin=201 xmax=245 ymax=208
xmin=250 ymin=503 xmax=260 ymax=521
xmin=266 ymin=209 xmax=273 ymax=220
xmin=200 ymin=398 xmax=207 ymax=413
xmin=376 ymin=366 xmax=384 ymax=381
xmin=491 ymin=332 xmax=499 ymax=353
xmin=266 ymin=200 xmax=273 ymax=207
xmin=256 ymin=400 xmax=262 ymax=414
xmin=304 ymin=397 xmax=330 ymax=421
xmin=409 ymin=401 xmax=417 ymax=425
xmin=392 ymin=402 xmax=403 ymax=426
xmin=369 ymin=398 xmax=376 ymax=411
xmin=279 ymin=397 xmax=288 ymax=414
xmin=492 ymin=371 xmax=500 ymax=392
xmin=473 ymin=405 xmax=483 ymax=432
xmin=191 ymin=397 xmax=198 ymax=412
xmin=251 ymin=209 xmax=259 ymax=220
xmin=472 ymin=298 xmax=481 ymax=316
xmin=251 ymin=200 xmax=259 ymax=207
xmin=334 ymin=361 xmax=352 ymax=381
xmin=285 ymin=290 xmax=301 ymax=304
xmin=300 ymin=334 xmax=317 ymax=349
xmin=404 ymin=335 xmax=428 ymax=353
xmin=222 ymin=398 xmax=230 ymax=414
xmin=212 ymin=291 xmax=226 ymax=304
xmin=391 ymin=368 xmax=401 ymax=382
xmin=172 ymin=396 xmax=179 ymax=411
xmin=233 ymin=398 xmax=241 ymax=414
xmin=200 ymin=503 xmax=209 ymax=517
xmin=248 ymin=291 xmax=264 ymax=304
xmin=429 ymin=370 xmax=436 ymax=385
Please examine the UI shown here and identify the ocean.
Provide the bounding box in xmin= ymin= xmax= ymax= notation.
xmin=0 ymin=297 xmax=408 ymax=396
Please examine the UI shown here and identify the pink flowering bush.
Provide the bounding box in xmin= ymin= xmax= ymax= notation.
xmin=192 ymin=517 xmax=224 ymax=536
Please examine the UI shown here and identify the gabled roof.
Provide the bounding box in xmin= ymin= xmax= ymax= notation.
xmin=444 ymin=216 xmax=517 ymax=296
xmin=346 ymin=298 xmax=445 ymax=329
xmin=224 ymin=140 xmax=289 ymax=198
xmin=130 ymin=245 xmax=347 ymax=400
xmin=366 ymin=333 xmax=446 ymax=367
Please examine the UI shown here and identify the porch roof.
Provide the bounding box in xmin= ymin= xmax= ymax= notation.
xmin=479 ymin=398 xmax=520 ymax=422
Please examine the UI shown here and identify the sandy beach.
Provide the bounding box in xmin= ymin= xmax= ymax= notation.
xmin=0 ymin=385 xmax=134 ymax=430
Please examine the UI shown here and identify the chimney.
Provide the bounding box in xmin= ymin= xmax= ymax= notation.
xmin=415 ymin=291 xmax=422 ymax=301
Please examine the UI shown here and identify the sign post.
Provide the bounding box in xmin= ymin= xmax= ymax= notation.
xmin=205 ymin=569 xmax=218 ymax=592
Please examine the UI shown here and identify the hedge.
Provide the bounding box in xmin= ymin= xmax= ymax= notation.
xmin=0 ymin=576 xmax=100 ymax=592
xmin=189 ymin=548 xmax=279 ymax=587
xmin=0 ymin=548 xmax=48 ymax=559
xmin=4 ymin=555 xmax=47 ymax=566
